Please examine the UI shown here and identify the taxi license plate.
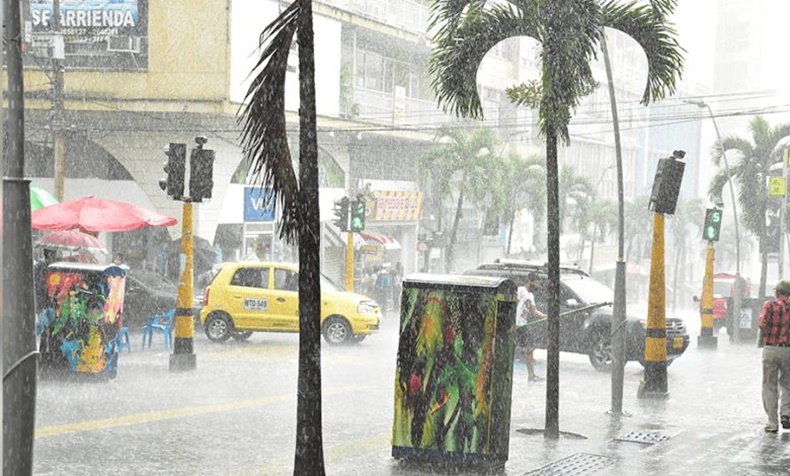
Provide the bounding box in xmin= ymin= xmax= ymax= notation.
xmin=672 ymin=336 xmax=684 ymax=349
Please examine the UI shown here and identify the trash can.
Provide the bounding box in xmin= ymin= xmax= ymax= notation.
xmin=391 ymin=273 xmax=517 ymax=468
xmin=728 ymin=296 xmax=771 ymax=344
xmin=37 ymin=262 xmax=127 ymax=379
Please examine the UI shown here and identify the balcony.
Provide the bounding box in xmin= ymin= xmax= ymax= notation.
xmin=319 ymin=0 xmax=429 ymax=35
xmin=346 ymin=87 xmax=454 ymax=128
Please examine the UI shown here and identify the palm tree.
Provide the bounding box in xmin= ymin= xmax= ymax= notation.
xmin=493 ymin=152 xmax=546 ymax=255
xmin=666 ymin=197 xmax=704 ymax=312
xmin=429 ymin=0 xmax=683 ymax=438
xmin=559 ymin=165 xmax=594 ymax=236
xmin=587 ymin=198 xmax=618 ymax=274
xmin=624 ymin=195 xmax=652 ymax=262
xmin=708 ymin=116 xmax=790 ymax=298
xmin=419 ymin=125 xmax=501 ymax=272
xmin=237 ymin=1 xmax=325 ymax=473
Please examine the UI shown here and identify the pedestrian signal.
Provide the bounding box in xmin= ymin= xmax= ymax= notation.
xmin=703 ymin=208 xmax=723 ymax=242
xmin=350 ymin=198 xmax=366 ymax=232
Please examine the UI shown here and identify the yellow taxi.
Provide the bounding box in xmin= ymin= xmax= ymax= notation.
xmin=199 ymin=262 xmax=381 ymax=345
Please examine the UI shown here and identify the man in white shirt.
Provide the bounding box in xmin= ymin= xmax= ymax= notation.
xmin=516 ymin=272 xmax=546 ymax=381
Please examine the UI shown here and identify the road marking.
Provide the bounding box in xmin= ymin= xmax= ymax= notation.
xmin=35 ymin=385 xmax=371 ymax=439
xmin=233 ymin=431 xmax=391 ymax=476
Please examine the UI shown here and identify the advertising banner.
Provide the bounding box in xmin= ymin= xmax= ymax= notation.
xmin=369 ymin=190 xmax=423 ymax=222
xmin=244 ymin=187 xmax=276 ymax=222
xmin=28 ymin=0 xmax=148 ymax=69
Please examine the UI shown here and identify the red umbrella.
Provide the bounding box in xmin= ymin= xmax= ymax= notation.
xmin=31 ymin=196 xmax=178 ymax=233
xmin=35 ymin=230 xmax=108 ymax=254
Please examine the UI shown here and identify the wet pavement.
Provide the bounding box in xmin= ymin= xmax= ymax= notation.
xmin=31 ymin=309 xmax=790 ymax=475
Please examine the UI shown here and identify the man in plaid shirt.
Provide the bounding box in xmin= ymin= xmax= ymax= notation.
xmin=758 ymin=280 xmax=790 ymax=432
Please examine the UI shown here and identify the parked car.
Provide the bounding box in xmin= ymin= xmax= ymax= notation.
xmin=199 ymin=262 xmax=381 ymax=345
xmin=464 ymin=259 xmax=690 ymax=371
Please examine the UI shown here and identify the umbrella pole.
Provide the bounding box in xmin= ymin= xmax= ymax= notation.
xmin=170 ymin=201 xmax=197 ymax=371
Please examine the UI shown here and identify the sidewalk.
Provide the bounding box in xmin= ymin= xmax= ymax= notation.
xmin=336 ymin=328 xmax=790 ymax=475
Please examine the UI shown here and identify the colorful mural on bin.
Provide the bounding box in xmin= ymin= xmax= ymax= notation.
xmin=392 ymin=285 xmax=515 ymax=460
xmin=38 ymin=264 xmax=126 ymax=376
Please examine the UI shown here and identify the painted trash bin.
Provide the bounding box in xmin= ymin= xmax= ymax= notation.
xmin=391 ymin=273 xmax=517 ymax=468
xmin=37 ymin=262 xmax=127 ymax=379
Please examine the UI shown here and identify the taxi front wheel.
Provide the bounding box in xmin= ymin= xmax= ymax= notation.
xmin=205 ymin=313 xmax=233 ymax=342
xmin=323 ymin=317 xmax=353 ymax=345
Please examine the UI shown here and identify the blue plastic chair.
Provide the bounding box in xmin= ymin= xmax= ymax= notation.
xmin=141 ymin=310 xmax=174 ymax=350
xmin=116 ymin=326 xmax=131 ymax=353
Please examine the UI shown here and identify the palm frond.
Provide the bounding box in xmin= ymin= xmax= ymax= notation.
xmin=540 ymin=0 xmax=601 ymax=143
xmin=601 ymin=0 xmax=684 ymax=105
xmin=237 ymin=1 xmax=301 ymax=243
xmin=429 ymin=1 xmax=541 ymax=120
xmin=648 ymin=0 xmax=677 ymax=20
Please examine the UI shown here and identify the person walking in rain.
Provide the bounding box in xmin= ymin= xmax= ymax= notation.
xmin=515 ymin=272 xmax=546 ymax=382
xmin=758 ymin=279 xmax=790 ymax=432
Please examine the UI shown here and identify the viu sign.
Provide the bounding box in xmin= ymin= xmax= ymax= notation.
xmin=244 ymin=187 xmax=276 ymax=222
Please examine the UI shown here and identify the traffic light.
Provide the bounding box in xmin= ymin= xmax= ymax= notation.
xmin=350 ymin=197 xmax=366 ymax=232
xmin=189 ymin=147 xmax=215 ymax=203
xmin=703 ymin=208 xmax=723 ymax=241
xmin=648 ymin=151 xmax=686 ymax=215
xmin=159 ymin=142 xmax=186 ymax=200
xmin=333 ymin=197 xmax=350 ymax=231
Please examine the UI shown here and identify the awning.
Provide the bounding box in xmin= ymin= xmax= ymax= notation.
xmin=359 ymin=231 xmax=401 ymax=250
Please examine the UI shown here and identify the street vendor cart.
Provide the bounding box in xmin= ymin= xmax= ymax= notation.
xmin=37 ymin=262 xmax=127 ymax=379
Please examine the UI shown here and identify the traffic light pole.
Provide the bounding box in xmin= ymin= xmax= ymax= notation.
xmin=638 ymin=213 xmax=669 ymax=399
xmin=698 ymin=241 xmax=717 ymax=348
xmin=345 ymin=232 xmax=355 ymax=292
xmin=170 ymin=200 xmax=197 ymax=371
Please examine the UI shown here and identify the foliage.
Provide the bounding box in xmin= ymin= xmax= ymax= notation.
xmin=419 ymin=125 xmax=502 ymax=272
xmin=707 ymin=115 xmax=790 ymax=296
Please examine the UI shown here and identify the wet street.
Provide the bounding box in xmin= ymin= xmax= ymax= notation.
xmin=31 ymin=309 xmax=790 ymax=475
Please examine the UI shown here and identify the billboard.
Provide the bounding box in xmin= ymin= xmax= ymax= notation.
xmin=27 ymin=0 xmax=148 ymax=70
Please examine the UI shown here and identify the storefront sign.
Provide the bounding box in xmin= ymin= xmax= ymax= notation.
xmin=369 ymin=190 xmax=422 ymax=221
xmin=244 ymin=187 xmax=276 ymax=222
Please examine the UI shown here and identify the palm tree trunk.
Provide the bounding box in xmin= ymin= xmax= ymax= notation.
xmin=445 ymin=170 xmax=467 ymax=273
xmin=545 ymin=125 xmax=561 ymax=440
xmin=760 ymin=246 xmax=768 ymax=300
xmin=672 ymin=238 xmax=682 ymax=313
xmin=294 ymin=1 xmax=325 ymax=473
xmin=507 ymin=214 xmax=515 ymax=255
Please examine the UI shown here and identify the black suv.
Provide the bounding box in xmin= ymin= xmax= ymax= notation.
xmin=464 ymin=259 xmax=690 ymax=371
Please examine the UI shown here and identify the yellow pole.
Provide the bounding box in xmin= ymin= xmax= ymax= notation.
xmin=638 ymin=213 xmax=668 ymax=398
xmin=170 ymin=200 xmax=197 ymax=371
xmin=698 ymin=241 xmax=718 ymax=348
xmin=345 ymin=231 xmax=355 ymax=292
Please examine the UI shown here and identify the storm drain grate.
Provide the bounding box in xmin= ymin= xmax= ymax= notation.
xmin=614 ymin=431 xmax=670 ymax=445
xmin=523 ymin=452 xmax=618 ymax=476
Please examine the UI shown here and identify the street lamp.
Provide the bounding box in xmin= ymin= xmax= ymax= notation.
xmin=684 ymin=99 xmax=743 ymax=342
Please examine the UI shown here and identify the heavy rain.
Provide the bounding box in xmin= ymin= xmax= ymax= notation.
xmin=4 ymin=0 xmax=790 ymax=475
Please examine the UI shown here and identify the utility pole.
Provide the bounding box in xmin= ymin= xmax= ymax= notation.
xmin=3 ymin=0 xmax=38 ymax=471
xmin=51 ymin=0 xmax=66 ymax=201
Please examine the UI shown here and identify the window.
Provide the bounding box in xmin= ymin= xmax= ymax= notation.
xmin=230 ymin=267 xmax=269 ymax=289
xmin=274 ymin=268 xmax=298 ymax=292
